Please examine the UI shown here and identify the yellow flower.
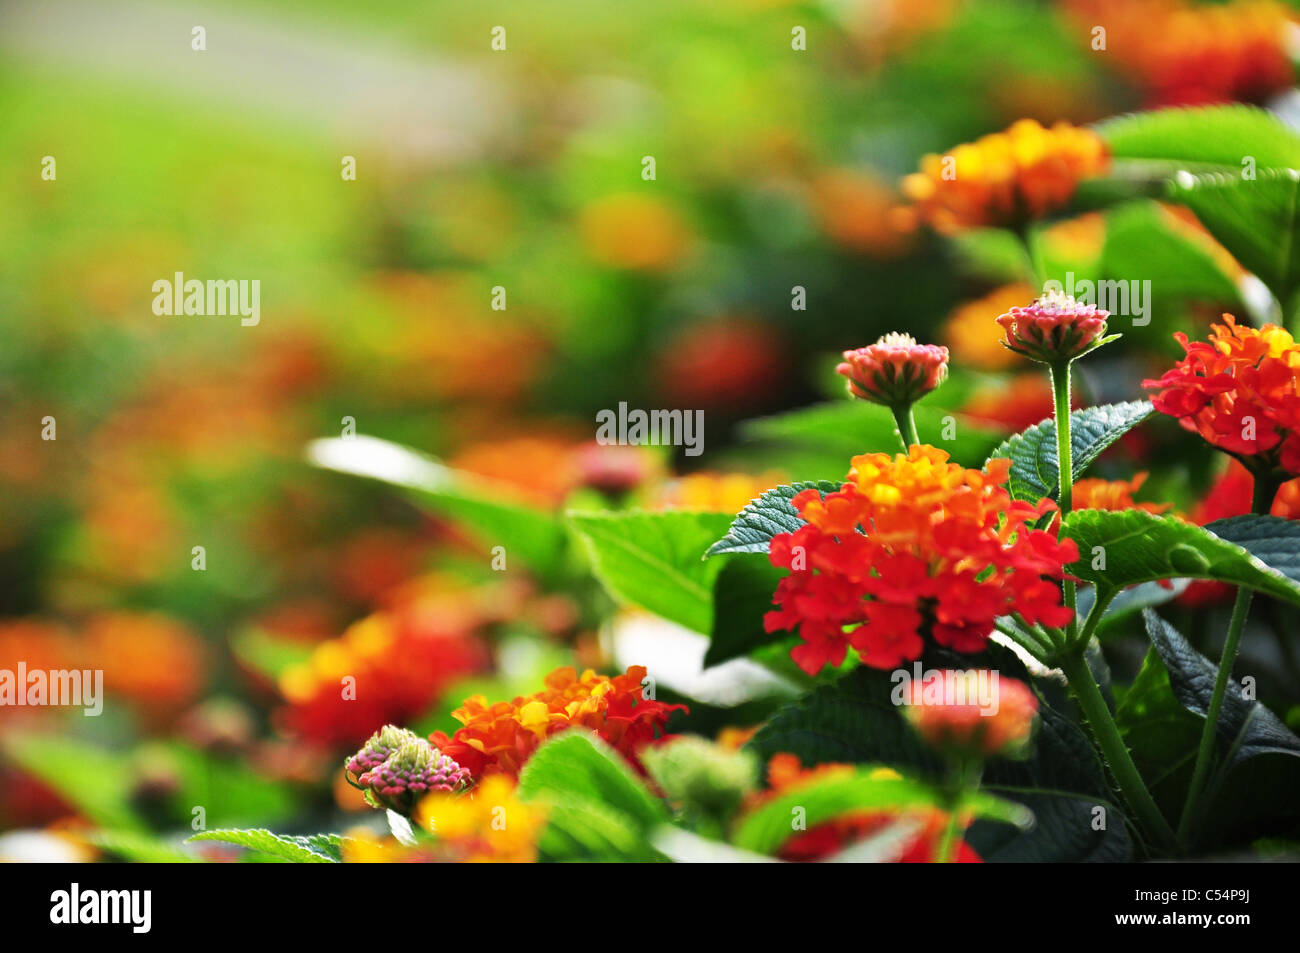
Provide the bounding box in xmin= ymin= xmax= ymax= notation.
xmin=417 ymin=775 xmax=547 ymax=863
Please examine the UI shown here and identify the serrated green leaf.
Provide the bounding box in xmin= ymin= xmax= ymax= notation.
xmin=705 ymin=481 xmax=840 ymax=556
xmin=1063 ymin=509 xmax=1300 ymax=604
xmin=187 ymin=829 xmax=345 ymax=863
xmin=567 ymin=510 xmax=732 ymax=633
xmin=1167 ymin=168 xmax=1300 ymax=305
xmin=988 ymin=401 xmax=1153 ymax=502
xmin=1099 ymin=105 xmax=1300 ymax=171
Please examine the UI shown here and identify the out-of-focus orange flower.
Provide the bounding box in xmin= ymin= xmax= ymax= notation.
xmin=899 ymin=119 xmax=1109 ymax=232
xmin=277 ymin=589 xmax=489 ymax=748
xmin=343 ymin=776 xmax=546 ymax=863
xmin=943 ymin=284 xmax=1037 ymax=371
xmin=332 ymin=528 xmax=433 ymax=606
xmin=84 ymin=612 xmax=205 ymax=716
xmin=580 ymin=194 xmax=691 ymax=271
xmin=654 ymin=318 xmax=786 ymax=410
xmin=431 ymin=665 xmax=686 ymax=779
xmin=1065 ymin=0 xmax=1295 ymax=107
xmin=751 ymin=754 xmax=981 ymax=862
xmin=809 ymin=169 xmax=912 ymax=256
xmin=961 ymin=372 xmax=1075 ymax=433
xmin=716 ymin=725 xmax=761 ymax=750
xmin=652 ymin=471 xmax=786 ymax=514
xmin=450 ymin=435 xmax=584 ymax=507
xmin=417 ymin=775 xmax=545 ymax=863
xmin=765 ymin=445 xmax=1078 ymax=674
xmin=1145 ymin=315 xmax=1300 ymax=474
xmin=1072 ymin=472 xmax=1172 ymax=514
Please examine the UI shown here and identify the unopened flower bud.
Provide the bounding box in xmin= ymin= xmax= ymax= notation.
xmin=902 ymin=670 xmax=1038 ymax=759
xmin=344 ymin=724 xmax=418 ymax=778
xmin=837 ymin=333 xmax=949 ymax=407
xmin=996 ymin=291 xmax=1108 ymax=364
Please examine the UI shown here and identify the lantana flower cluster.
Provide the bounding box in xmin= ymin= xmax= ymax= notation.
xmin=765 ymin=445 xmax=1078 ymax=674
xmin=345 ymin=725 xmax=470 ymax=812
xmin=899 ymin=119 xmax=1110 ymax=232
xmin=1144 ymin=315 xmax=1300 ymax=475
xmin=431 ymin=665 xmax=686 ymax=778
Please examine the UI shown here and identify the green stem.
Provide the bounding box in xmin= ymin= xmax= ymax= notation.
xmin=1059 ymin=649 xmax=1180 ymax=854
xmin=1177 ymin=468 xmax=1279 ymax=842
xmin=890 ymin=403 xmax=920 ymax=452
xmin=935 ymin=759 xmax=979 ymax=863
xmin=1050 ymin=361 xmax=1078 ymax=642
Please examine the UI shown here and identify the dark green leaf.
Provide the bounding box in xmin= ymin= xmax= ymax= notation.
xmin=705 ymin=557 xmax=787 ymax=668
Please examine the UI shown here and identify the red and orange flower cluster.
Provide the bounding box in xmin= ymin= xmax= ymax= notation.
xmin=1065 ymin=0 xmax=1295 ymax=107
xmin=431 ymin=665 xmax=686 ymax=778
xmin=765 ymin=445 xmax=1078 ymax=674
xmin=1144 ymin=315 xmax=1300 ymax=475
xmin=278 ymin=591 xmax=489 ymax=748
xmin=899 ymin=119 xmax=1110 ymax=232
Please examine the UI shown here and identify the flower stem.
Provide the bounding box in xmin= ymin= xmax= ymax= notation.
xmin=1058 ymin=648 xmax=1180 ymax=855
xmin=935 ymin=758 xmax=979 ymax=863
xmin=1050 ymin=361 xmax=1077 ymax=641
xmin=1177 ymin=468 xmax=1279 ymax=843
xmin=890 ymin=403 xmax=920 ymax=452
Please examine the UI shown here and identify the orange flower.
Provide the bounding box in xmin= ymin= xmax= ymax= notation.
xmin=84 ymin=612 xmax=205 ymax=716
xmin=943 ymin=284 xmax=1037 ymax=371
xmin=1144 ymin=315 xmax=1300 ymax=474
xmin=837 ymin=333 xmax=949 ymax=406
xmin=765 ymin=445 xmax=1078 ymax=674
xmin=900 ymin=119 xmax=1109 ymax=232
xmin=430 ymin=665 xmax=686 ymax=778
xmin=960 ymin=372 xmax=1070 ymax=434
xmin=278 ymin=589 xmax=488 ymax=748
xmin=1064 ymin=0 xmax=1294 ymax=107
xmin=1072 ymin=471 xmax=1171 ymax=514
xmin=580 ymin=194 xmax=690 ymax=271
xmin=652 ymin=471 xmax=787 ymax=513
xmin=809 ymin=169 xmax=912 ymax=257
